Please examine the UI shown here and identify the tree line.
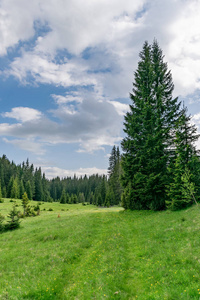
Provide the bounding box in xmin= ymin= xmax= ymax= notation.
xmin=0 ymin=151 xmax=122 ymax=206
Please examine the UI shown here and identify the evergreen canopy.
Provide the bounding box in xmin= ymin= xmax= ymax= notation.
xmin=121 ymin=40 xmax=183 ymax=210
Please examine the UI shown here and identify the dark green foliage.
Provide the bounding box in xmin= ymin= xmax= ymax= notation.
xmin=60 ymin=189 xmax=67 ymax=204
xmin=34 ymin=168 xmax=43 ymax=201
xmin=25 ymin=180 xmax=32 ymax=200
xmin=19 ymin=179 xmax=25 ymax=199
xmin=0 ymin=213 xmax=4 ymax=232
xmin=166 ymin=108 xmax=200 ymax=210
xmin=0 ymin=181 xmax=3 ymax=203
xmin=108 ymin=146 xmax=122 ymax=205
xmin=0 ymin=154 xmax=110 ymax=208
xmin=121 ymin=40 xmax=181 ymax=210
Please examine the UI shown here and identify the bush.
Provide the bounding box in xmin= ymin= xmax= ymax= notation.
xmin=49 ymin=208 xmax=53 ymax=211
xmin=0 ymin=198 xmax=4 ymax=203
xmin=0 ymin=214 xmax=5 ymax=232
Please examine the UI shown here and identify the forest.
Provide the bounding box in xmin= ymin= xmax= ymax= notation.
xmin=0 ymin=145 xmax=122 ymax=207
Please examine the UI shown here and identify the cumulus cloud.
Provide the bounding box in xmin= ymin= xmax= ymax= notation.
xmin=0 ymin=89 xmax=124 ymax=153
xmin=2 ymin=107 xmax=42 ymax=122
xmin=1 ymin=0 xmax=200 ymax=101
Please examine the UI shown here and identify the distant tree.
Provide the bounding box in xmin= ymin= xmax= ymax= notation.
xmin=34 ymin=168 xmax=43 ymax=201
xmin=0 ymin=181 xmax=2 ymax=203
xmin=60 ymin=189 xmax=67 ymax=204
xmin=25 ymin=180 xmax=33 ymax=200
xmin=19 ymin=179 xmax=25 ymax=199
xmin=108 ymin=146 xmax=122 ymax=205
xmin=22 ymin=192 xmax=29 ymax=216
xmin=78 ymin=192 xmax=85 ymax=203
xmin=10 ymin=177 xmax=20 ymax=199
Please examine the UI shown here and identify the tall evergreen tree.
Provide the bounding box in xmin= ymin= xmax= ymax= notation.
xmin=121 ymin=40 xmax=181 ymax=210
xmin=25 ymin=180 xmax=33 ymax=200
xmin=10 ymin=177 xmax=20 ymax=199
xmin=166 ymin=107 xmax=200 ymax=209
xmin=34 ymin=168 xmax=43 ymax=201
xmin=60 ymin=188 xmax=67 ymax=204
xmin=108 ymin=146 xmax=122 ymax=205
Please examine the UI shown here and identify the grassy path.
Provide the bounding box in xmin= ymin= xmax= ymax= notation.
xmin=1 ymin=200 xmax=200 ymax=299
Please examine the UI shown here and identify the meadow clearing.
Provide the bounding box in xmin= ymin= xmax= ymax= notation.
xmin=1 ymin=199 xmax=200 ymax=299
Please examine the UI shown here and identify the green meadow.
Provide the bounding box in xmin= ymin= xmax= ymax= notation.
xmin=1 ymin=199 xmax=200 ymax=299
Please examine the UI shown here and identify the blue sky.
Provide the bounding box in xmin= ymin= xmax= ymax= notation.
xmin=0 ymin=0 xmax=200 ymax=178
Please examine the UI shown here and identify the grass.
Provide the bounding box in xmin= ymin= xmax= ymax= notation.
xmin=1 ymin=199 xmax=200 ymax=299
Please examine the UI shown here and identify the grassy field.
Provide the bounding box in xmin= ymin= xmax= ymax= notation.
xmin=1 ymin=199 xmax=200 ymax=299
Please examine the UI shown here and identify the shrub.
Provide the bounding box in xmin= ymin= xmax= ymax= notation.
xmin=5 ymin=205 xmax=21 ymax=230
xmin=0 ymin=214 xmax=5 ymax=232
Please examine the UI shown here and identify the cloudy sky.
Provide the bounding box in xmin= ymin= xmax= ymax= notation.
xmin=0 ymin=0 xmax=200 ymax=178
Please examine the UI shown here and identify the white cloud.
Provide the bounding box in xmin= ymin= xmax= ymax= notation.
xmin=2 ymin=107 xmax=42 ymax=122
xmin=108 ymin=100 xmax=130 ymax=116
xmin=0 ymin=93 xmax=124 ymax=153
xmin=3 ymin=137 xmax=46 ymax=155
xmin=42 ymin=166 xmax=108 ymax=179
xmin=2 ymin=0 xmax=200 ymax=102
xmin=51 ymin=92 xmax=83 ymax=105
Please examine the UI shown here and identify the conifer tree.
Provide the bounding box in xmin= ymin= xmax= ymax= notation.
xmin=121 ymin=40 xmax=181 ymax=210
xmin=0 ymin=181 xmax=2 ymax=203
xmin=166 ymin=108 xmax=200 ymax=209
xmin=34 ymin=168 xmax=43 ymax=201
xmin=108 ymin=146 xmax=122 ymax=204
xmin=22 ymin=192 xmax=29 ymax=216
xmin=60 ymin=189 xmax=67 ymax=204
xmin=10 ymin=177 xmax=20 ymax=199
xmin=19 ymin=179 xmax=25 ymax=199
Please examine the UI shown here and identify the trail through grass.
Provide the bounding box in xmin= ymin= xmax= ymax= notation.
xmin=1 ymin=199 xmax=200 ymax=299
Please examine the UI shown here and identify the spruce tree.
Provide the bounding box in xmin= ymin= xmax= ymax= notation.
xmin=108 ymin=146 xmax=122 ymax=205
xmin=34 ymin=168 xmax=43 ymax=201
xmin=10 ymin=177 xmax=20 ymax=199
xmin=166 ymin=108 xmax=200 ymax=209
xmin=121 ymin=40 xmax=181 ymax=210
xmin=0 ymin=181 xmax=3 ymax=203
xmin=60 ymin=189 xmax=67 ymax=204
xmin=22 ymin=192 xmax=29 ymax=216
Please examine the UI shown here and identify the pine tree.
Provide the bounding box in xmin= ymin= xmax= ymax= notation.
xmin=5 ymin=205 xmax=20 ymax=230
xmin=0 ymin=181 xmax=3 ymax=203
xmin=25 ymin=180 xmax=33 ymax=200
xmin=108 ymin=146 xmax=122 ymax=205
xmin=121 ymin=40 xmax=181 ymax=210
xmin=60 ymin=189 xmax=67 ymax=204
xmin=34 ymin=168 xmax=43 ymax=201
xmin=22 ymin=192 xmax=29 ymax=216
xmin=19 ymin=179 xmax=25 ymax=199
xmin=10 ymin=177 xmax=20 ymax=199
xmin=166 ymin=107 xmax=200 ymax=209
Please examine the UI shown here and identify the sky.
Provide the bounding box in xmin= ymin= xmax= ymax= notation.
xmin=0 ymin=0 xmax=200 ymax=179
